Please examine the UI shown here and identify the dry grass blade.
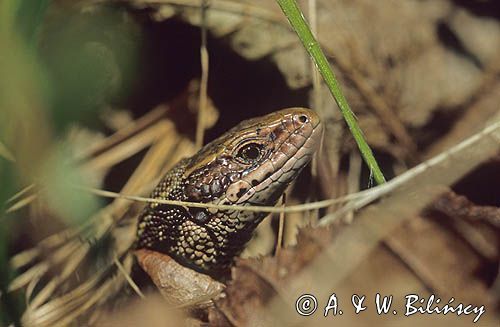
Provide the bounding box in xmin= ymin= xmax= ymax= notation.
xmin=9 ymin=263 xmax=49 ymax=292
xmin=127 ymin=0 xmax=284 ymax=24
xmin=81 ymin=119 xmax=174 ymax=172
xmin=7 ymin=184 xmax=35 ymax=204
xmin=22 ymin=254 xmax=132 ymax=326
xmin=260 ymin=117 xmax=500 ymax=325
xmin=10 ymin=240 xmax=82 ymax=291
xmin=9 ymin=248 xmax=41 ymax=270
xmin=23 ymin=267 xmax=111 ymax=326
xmin=0 ymin=140 xmax=16 ymax=162
xmin=275 ymin=194 xmax=286 ymax=257
xmin=80 ymin=185 xmax=369 ymax=213
xmin=14 ymin=114 xmax=187 ymax=325
xmin=195 ymin=0 xmax=209 ymax=149
xmin=76 ymin=105 xmax=169 ymax=161
xmin=319 ymin=117 xmax=500 ymax=225
xmin=448 ymin=217 xmax=498 ymax=262
xmin=65 ymin=117 xmax=499 ymax=221
xmin=28 ymin=280 xmax=58 ymax=311
xmin=5 ymin=107 xmax=172 ymax=215
xmin=31 ymin=245 xmax=91 ymax=308
xmin=114 ymin=256 xmax=145 ymax=299
xmin=6 ymin=194 xmax=38 ymax=214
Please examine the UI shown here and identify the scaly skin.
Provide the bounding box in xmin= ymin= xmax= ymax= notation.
xmin=136 ymin=108 xmax=322 ymax=277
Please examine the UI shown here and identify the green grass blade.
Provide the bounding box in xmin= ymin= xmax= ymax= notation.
xmin=276 ymin=0 xmax=386 ymax=185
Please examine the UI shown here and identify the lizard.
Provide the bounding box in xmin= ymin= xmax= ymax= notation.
xmin=136 ymin=107 xmax=323 ymax=278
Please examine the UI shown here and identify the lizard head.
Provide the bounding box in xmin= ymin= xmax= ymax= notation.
xmin=137 ymin=108 xmax=322 ymax=275
xmin=184 ymin=107 xmax=323 ymax=207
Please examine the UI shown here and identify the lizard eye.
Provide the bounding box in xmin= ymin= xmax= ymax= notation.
xmin=236 ymin=143 xmax=264 ymax=163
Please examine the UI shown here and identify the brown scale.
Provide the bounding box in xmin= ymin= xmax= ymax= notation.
xmin=136 ymin=108 xmax=322 ymax=278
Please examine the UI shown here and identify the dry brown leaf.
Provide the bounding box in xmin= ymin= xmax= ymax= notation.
xmin=135 ymin=249 xmax=225 ymax=307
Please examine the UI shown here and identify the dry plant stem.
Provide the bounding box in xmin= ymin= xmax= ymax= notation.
xmin=265 ymin=185 xmax=451 ymax=326
xmin=196 ymin=0 xmax=209 ymax=149
xmin=264 ymin=121 xmax=500 ymax=324
xmin=275 ymin=194 xmax=286 ymax=257
xmin=82 ymin=119 xmax=174 ymax=171
xmin=6 ymin=107 xmax=172 ymax=214
xmin=276 ymin=0 xmax=386 ymax=185
xmin=433 ymin=190 xmax=500 ymax=228
xmin=6 ymin=193 xmax=37 ymax=213
xmin=69 ymin=116 xmax=500 ymax=218
xmin=383 ymin=233 xmax=448 ymax=296
xmin=6 ymin=183 xmax=35 ymax=203
xmin=331 ymin=51 xmax=418 ymax=162
xmin=78 ymin=185 xmax=367 ymax=214
xmin=114 ymin=256 xmax=145 ymax=299
xmin=425 ymin=73 xmax=500 ymax=159
xmin=11 ymin=119 xmax=500 ymax=221
xmin=319 ymin=117 xmax=500 ymax=225
xmin=307 ymin=0 xmax=320 ymax=111
xmin=307 ymin=0 xmax=320 ymax=223
xmin=76 ymin=105 xmax=168 ymax=161
xmin=343 ymin=151 xmax=362 ymax=223
xmin=447 ymin=217 xmax=497 ymax=262
xmin=13 ymin=125 xmax=180 ymax=326
xmin=124 ymin=0 xmax=285 ymax=24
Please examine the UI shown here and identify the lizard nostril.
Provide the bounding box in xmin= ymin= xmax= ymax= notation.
xmin=297 ymin=114 xmax=308 ymax=124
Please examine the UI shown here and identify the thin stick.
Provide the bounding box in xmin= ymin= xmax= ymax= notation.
xmin=76 ymin=185 xmax=368 ymax=214
xmin=6 ymin=194 xmax=38 ymax=214
xmin=7 ymin=184 xmax=35 ymax=203
xmin=275 ymin=193 xmax=286 ymax=257
xmin=196 ymin=0 xmax=210 ymax=149
xmin=8 ymin=119 xmax=500 ymax=220
xmin=307 ymin=0 xmax=320 ymax=222
xmin=308 ymin=0 xmax=321 ymax=112
xmin=114 ymin=257 xmax=145 ymax=299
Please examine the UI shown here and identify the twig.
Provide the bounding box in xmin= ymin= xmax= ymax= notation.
xmin=384 ymin=234 xmax=448 ymax=296
xmin=114 ymin=256 xmax=145 ymax=299
xmin=432 ymin=190 xmax=500 ymax=228
xmin=307 ymin=0 xmax=320 ymax=222
xmin=121 ymin=0 xmax=284 ymax=24
xmin=319 ymin=116 xmax=500 ymax=225
xmin=7 ymin=184 xmax=35 ymax=203
xmin=76 ymin=185 xmax=368 ymax=214
xmin=275 ymin=193 xmax=286 ymax=257
xmin=6 ymin=194 xmax=38 ymax=214
xmin=196 ymin=0 xmax=210 ymax=149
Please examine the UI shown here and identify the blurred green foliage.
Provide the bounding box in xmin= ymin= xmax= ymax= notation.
xmin=41 ymin=6 xmax=140 ymax=133
xmin=0 ymin=1 xmax=141 ymax=324
xmin=1 ymin=1 xmax=50 ymax=323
